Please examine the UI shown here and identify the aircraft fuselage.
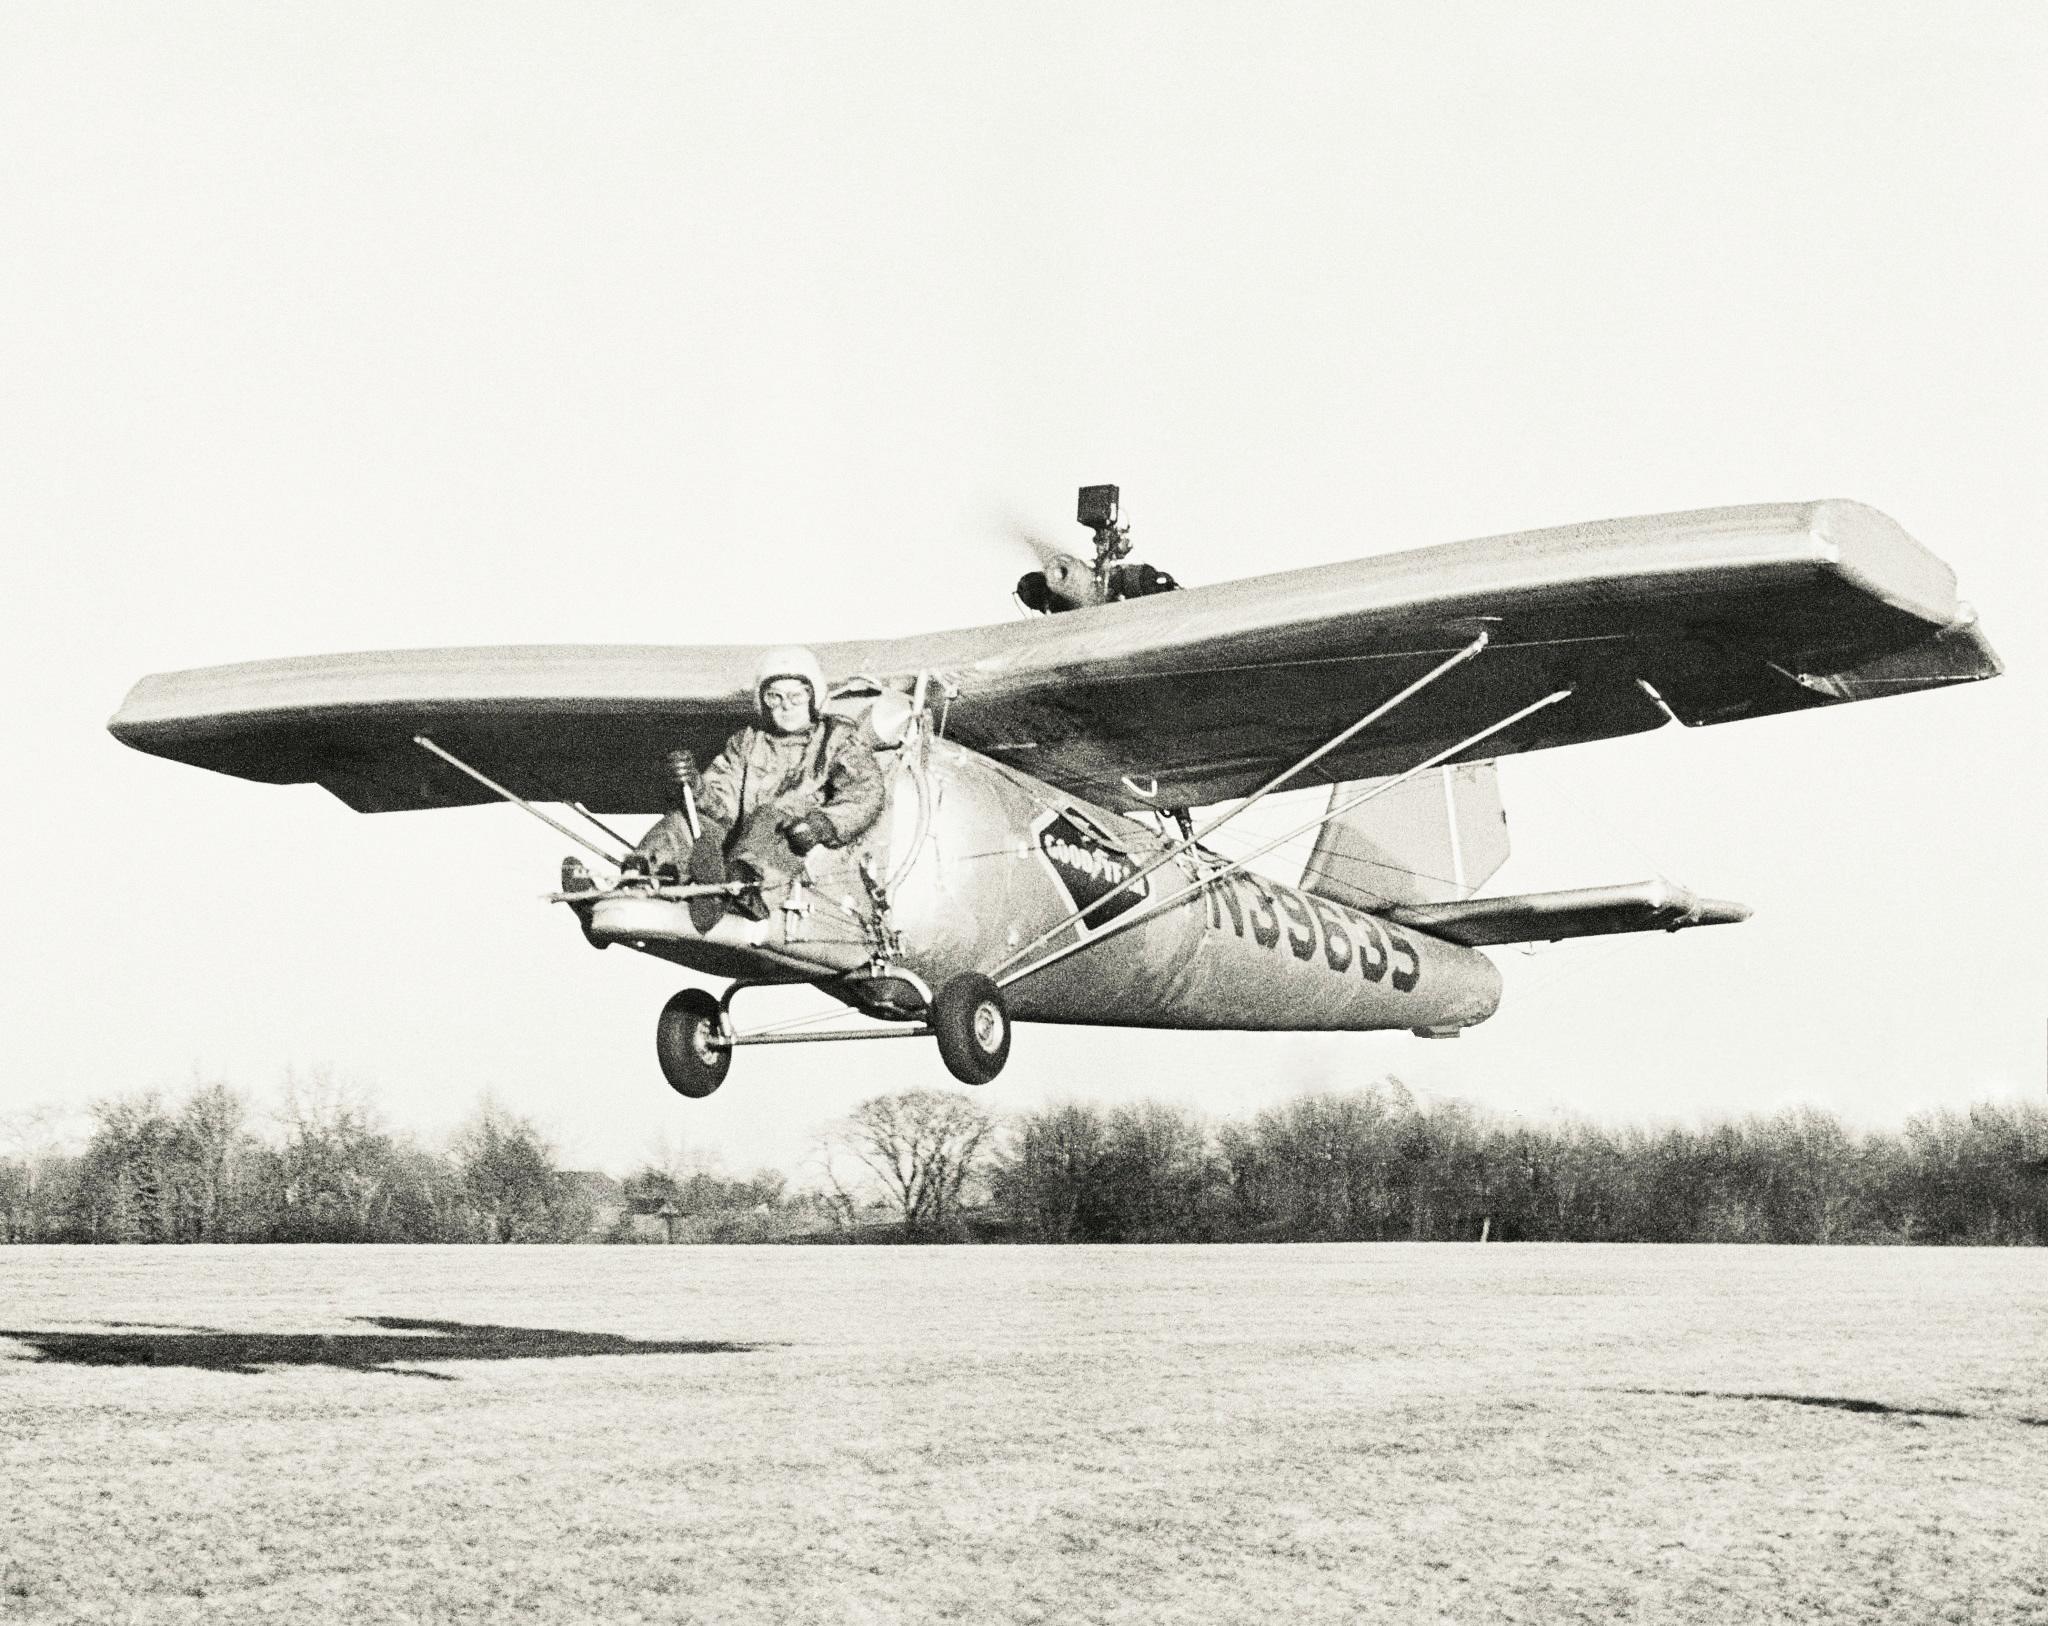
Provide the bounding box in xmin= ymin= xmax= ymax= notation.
xmin=579 ymin=723 xmax=1501 ymax=1038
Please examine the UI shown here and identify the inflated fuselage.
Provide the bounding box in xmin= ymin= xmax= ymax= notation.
xmin=583 ymin=724 xmax=1500 ymax=1036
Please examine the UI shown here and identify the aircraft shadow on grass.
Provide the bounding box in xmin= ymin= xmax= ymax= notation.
xmin=0 ymin=1316 xmax=775 ymax=1380
xmin=1624 ymin=1388 xmax=2048 ymax=1428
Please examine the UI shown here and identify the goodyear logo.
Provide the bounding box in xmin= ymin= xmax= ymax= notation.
xmin=1037 ymin=811 xmax=1148 ymax=929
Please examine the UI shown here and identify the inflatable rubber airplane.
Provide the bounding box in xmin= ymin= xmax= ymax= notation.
xmin=109 ymin=490 xmax=1999 ymax=1097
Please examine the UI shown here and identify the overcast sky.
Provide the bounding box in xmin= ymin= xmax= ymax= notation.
xmin=3 ymin=2 xmax=2041 ymax=1178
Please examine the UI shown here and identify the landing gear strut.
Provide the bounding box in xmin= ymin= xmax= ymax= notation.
xmin=652 ymin=971 xmax=1014 ymax=1098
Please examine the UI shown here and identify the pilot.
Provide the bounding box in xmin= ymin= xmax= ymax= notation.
xmin=638 ymin=646 xmax=885 ymax=921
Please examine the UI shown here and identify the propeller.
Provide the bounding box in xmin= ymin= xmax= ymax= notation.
xmin=995 ymin=514 xmax=1095 ymax=613
xmin=999 ymin=519 xmax=1070 ymax=570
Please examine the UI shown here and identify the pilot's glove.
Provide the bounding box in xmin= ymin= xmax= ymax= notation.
xmin=783 ymin=810 xmax=837 ymax=855
xmin=663 ymin=749 xmax=704 ymax=798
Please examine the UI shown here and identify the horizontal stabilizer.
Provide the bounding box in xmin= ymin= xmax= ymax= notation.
xmin=1389 ymin=880 xmax=1750 ymax=947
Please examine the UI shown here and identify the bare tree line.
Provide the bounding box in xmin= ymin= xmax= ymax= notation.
xmin=3 ymin=1074 xmax=2043 ymax=1245
xmin=994 ymin=1085 xmax=2048 ymax=1246
xmin=0 ymin=1074 xmax=589 ymax=1244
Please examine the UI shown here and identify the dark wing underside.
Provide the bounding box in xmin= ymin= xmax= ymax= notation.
xmin=108 ymin=500 xmax=2000 ymax=816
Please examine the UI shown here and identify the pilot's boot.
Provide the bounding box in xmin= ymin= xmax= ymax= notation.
xmin=686 ymin=818 xmax=735 ymax=933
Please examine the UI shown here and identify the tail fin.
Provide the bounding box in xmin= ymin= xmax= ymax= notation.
xmin=1302 ymin=762 xmax=1509 ymax=912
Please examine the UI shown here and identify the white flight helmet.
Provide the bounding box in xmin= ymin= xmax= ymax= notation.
xmin=753 ymin=645 xmax=828 ymax=725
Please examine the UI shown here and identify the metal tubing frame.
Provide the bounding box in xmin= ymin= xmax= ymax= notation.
xmin=726 ymin=1026 xmax=932 ymax=1047
xmin=413 ymin=735 xmax=626 ymax=865
xmin=995 ymin=685 xmax=1575 ymax=992
xmin=990 ymin=628 xmax=1492 ymax=980
xmin=547 ymin=880 xmax=749 ymax=905
xmin=709 ymin=975 xmax=931 ymax=1052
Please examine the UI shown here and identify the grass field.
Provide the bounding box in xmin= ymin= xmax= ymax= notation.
xmin=3 ymin=1245 xmax=2044 ymax=1624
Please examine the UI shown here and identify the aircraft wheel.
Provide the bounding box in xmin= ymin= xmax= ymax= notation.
xmin=931 ymin=974 xmax=1011 ymax=1086
xmin=656 ymin=989 xmax=731 ymax=1099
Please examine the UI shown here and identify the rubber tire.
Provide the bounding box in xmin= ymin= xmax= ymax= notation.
xmin=931 ymin=973 xmax=1011 ymax=1086
xmin=656 ymin=988 xmax=732 ymax=1099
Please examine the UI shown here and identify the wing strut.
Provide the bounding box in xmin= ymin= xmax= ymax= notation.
xmin=996 ymin=686 xmax=1575 ymax=992
xmin=412 ymin=735 xmax=629 ymax=866
xmin=992 ymin=628 xmax=1493 ymax=981
xmin=571 ymin=801 xmax=638 ymax=851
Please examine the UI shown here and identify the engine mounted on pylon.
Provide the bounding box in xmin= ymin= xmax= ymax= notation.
xmin=1016 ymin=485 xmax=1182 ymax=613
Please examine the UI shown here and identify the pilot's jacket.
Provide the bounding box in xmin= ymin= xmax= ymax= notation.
xmin=697 ymin=719 xmax=884 ymax=847
xmin=636 ymin=717 xmax=884 ymax=874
